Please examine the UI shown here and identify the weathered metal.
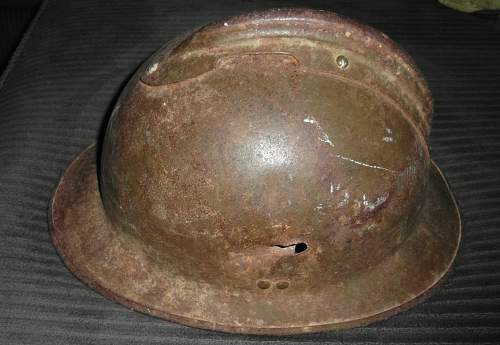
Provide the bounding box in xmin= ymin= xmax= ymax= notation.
xmin=50 ymin=9 xmax=461 ymax=335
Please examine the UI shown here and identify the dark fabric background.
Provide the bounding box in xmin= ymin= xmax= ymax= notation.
xmin=0 ymin=1 xmax=40 ymax=73
xmin=1 ymin=0 xmax=499 ymax=344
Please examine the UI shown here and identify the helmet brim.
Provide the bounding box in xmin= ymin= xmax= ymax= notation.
xmin=50 ymin=144 xmax=461 ymax=335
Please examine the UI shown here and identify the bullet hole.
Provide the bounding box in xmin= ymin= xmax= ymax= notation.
xmin=273 ymin=242 xmax=308 ymax=255
xmin=294 ymin=242 xmax=308 ymax=254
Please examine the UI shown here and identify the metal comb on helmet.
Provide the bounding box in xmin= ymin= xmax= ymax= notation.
xmin=50 ymin=9 xmax=461 ymax=335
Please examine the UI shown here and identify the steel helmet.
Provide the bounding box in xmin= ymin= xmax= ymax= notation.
xmin=50 ymin=8 xmax=461 ymax=335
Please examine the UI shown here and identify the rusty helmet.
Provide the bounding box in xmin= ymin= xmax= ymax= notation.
xmin=50 ymin=9 xmax=461 ymax=335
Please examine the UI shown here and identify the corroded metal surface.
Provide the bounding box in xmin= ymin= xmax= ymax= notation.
xmin=50 ymin=9 xmax=461 ymax=335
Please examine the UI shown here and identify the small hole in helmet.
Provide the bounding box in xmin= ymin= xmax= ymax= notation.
xmin=294 ymin=242 xmax=308 ymax=254
xmin=273 ymin=242 xmax=308 ymax=255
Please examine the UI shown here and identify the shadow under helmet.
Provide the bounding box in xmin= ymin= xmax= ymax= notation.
xmin=50 ymin=8 xmax=461 ymax=335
